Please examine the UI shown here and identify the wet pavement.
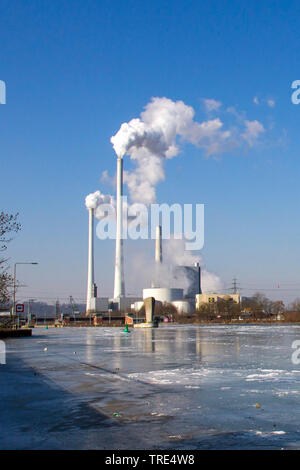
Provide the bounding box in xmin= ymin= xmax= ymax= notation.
xmin=1 ymin=324 xmax=300 ymax=449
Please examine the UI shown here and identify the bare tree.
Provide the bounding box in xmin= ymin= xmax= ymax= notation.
xmin=242 ymin=292 xmax=271 ymax=313
xmin=269 ymin=300 xmax=285 ymax=314
xmin=290 ymin=298 xmax=300 ymax=312
xmin=0 ymin=212 xmax=21 ymax=304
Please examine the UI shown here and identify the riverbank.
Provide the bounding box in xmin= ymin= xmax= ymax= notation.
xmin=0 ymin=329 xmax=32 ymax=338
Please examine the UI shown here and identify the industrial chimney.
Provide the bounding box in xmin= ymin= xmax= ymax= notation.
xmin=113 ymin=156 xmax=125 ymax=299
xmin=194 ymin=262 xmax=202 ymax=295
xmin=155 ymin=225 xmax=162 ymax=264
xmin=151 ymin=225 xmax=162 ymax=288
xmin=86 ymin=208 xmax=95 ymax=313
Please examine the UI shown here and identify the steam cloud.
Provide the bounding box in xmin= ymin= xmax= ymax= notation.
xmin=125 ymin=237 xmax=223 ymax=296
xmin=85 ymin=190 xmax=114 ymax=210
xmin=111 ymin=96 xmax=264 ymax=204
xmin=85 ymin=190 xmax=137 ymax=223
xmin=85 ymin=190 xmax=115 ymax=220
xmin=159 ymin=237 xmax=223 ymax=294
xmin=85 ymin=96 xmax=266 ymax=294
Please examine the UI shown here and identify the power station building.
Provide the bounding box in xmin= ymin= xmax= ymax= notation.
xmin=141 ymin=226 xmax=201 ymax=314
xmin=196 ymin=293 xmax=241 ymax=309
xmin=86 ymin=154 xmax=231 ymax=317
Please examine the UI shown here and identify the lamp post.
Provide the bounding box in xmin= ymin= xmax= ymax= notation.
xmin=13 ymin=262 xmax=38 ymax=327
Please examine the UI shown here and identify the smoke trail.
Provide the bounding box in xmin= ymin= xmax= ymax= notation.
xmin=111 ymin=97 xmax=264 ymax=204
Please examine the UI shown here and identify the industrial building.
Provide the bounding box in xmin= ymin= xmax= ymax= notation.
xmin=143 ymin=287 xmax=184 ymax=303
xmin=141 ymin=226 xmax=201 ymax=314
xmin=196 ymin=293 xmax=241 ymax=310
xmin=86 ymin=154 xmax=231 ymax=317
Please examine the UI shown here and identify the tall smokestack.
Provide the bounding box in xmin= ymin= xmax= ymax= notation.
xmin=155 ymin=225 xmax=162 ymax=264
xmin=151 ymin=225 xmax=162 ymax=288
xmin=194 ymin=262 xmax=202 ymax=295
xmin=114 ymin=156 xmax=125 ymax=298
xmin=86 ymin=208 xmax=95 ymax=312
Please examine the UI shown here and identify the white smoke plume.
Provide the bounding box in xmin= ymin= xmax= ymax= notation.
xmin=111 ymin=97 xmax=264 ymax=204
xmin=85 ymin=190 xmax=138 ymax=223
xmin=125 ymin=237 xmax=223 ymax=297
xmin=85 ymin=190 xmax=114 ymax=210
xmin=85 ymin=190 xmax=115 ymax=220
xmin=159 ymin=237 xmax=223 ymax=294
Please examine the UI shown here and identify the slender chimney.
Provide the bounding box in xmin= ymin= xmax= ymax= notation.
xmin=155 ymin=225 xmax=162 ymax=264
xmin=114 ymin=156 xmax=125 ymax=298
xmin=86 ymin=208 xmax=95 ymax=312
xmin=151 ymin=225 xmax=162 ymax=287
xmin=194 ymin=262 xmax=202 ymax=295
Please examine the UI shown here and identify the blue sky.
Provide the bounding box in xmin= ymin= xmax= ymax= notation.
xmin=1 ymin=0 xmax=300 ymax=305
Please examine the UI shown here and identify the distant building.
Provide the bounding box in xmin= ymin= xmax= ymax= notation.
xmin=109 ymin=296 xmax=142 ymax=312
xmin=196 ymin=292 xmax=241 ymax=309
xmin=88 ymin=297 xmax=109 ymax=313
xmin=173 ymin=265 xmax=201 ymax=298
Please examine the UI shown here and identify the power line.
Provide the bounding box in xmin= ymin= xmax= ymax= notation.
xmin=231 ymin=277 xmax=240 ymax=294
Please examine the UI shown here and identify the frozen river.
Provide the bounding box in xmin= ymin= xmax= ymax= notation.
xmin=1 ymin=324 xmax=300 ymax=449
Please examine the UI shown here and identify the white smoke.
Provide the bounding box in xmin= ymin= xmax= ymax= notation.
xmin=85 ymin=190 xmax=138 ymax=223
xmin=160 ymin=237 xmax=223 ymax=294
xmin=85 ymin=190 xmax=115 ymax=219
xmin=110 ymin=97 xmax=264 ymax=204
xmin=125 ymin=237 xmax=223 ymax=297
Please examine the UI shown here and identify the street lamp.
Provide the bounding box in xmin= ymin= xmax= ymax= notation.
xmin=13 ymin=262 xmax=38 ymax=327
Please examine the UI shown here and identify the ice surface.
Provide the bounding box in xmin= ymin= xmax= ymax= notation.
xmin=0 ymin=324 xmax=300 ymax=449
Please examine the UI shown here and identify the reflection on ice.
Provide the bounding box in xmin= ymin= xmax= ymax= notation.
xmin=1 ymin=324 xmax=300 ymax=449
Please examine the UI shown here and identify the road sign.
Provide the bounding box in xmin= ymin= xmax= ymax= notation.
xmin=16 ymin=304 xmax=24 ymax=313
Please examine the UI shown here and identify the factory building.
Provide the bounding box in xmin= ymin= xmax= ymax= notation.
xmin=172 ymin=300 xmax=194 ymax=314
xmin=143 ymin=287 xmax=184 ymax=303
xmin=173 ymin=264 xmax=202 ymax=299
xmin=86 ymin=155 xmax=212 ymax=317
xmin=89 ymin=297 xmax=109 ymax=313
xmin=109 ymin=296 xmax=142 ymax=312
xmin=142 ymin=223 xmax=187 ymax=310
xmin=140 ymin=226 xmax=200 ymax=315
xmin=196 ymin=292 xmax=241 ymax=309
